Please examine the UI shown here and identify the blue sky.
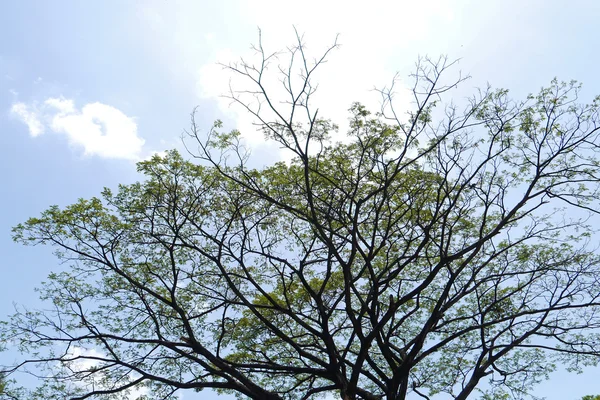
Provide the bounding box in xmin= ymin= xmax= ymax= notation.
xmin=1 ymin=0 xmax=600 ymax=399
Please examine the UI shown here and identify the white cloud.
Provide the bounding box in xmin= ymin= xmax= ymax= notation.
xmin=10 ymin=102 xmax=45 ymax=136
xmin=142 ymin=150 xmax=168 ymax=161
xmin=10 ymin=97 xmax=145 ymax=160
xmin=47 ymin=100 xmax=144 ymax=160
xmin=65 ymin=346 xmax=105 ymax=372
xmin=136 ymin=0 xmax=458 ymax=161
xmin=65 ymin=346 xmax=150 ymax=400
xmin=193 ymin=0 xmax=459 ymax=155
xmin=45 ymin=97 xmax=76 ymax=114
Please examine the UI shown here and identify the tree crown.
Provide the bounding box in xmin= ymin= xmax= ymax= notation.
xmin=3 ymin=35 xmax=600 ymax=400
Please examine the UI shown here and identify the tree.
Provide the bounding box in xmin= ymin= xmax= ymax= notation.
xmin=3 ymin=33 xmax=600 ymax=400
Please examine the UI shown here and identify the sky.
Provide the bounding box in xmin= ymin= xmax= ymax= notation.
xmin=1 ymin=0 xmax=600 ymax=399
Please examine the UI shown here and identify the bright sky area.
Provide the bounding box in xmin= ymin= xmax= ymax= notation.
xmin=1 ymin=1 xmax=600 ymax=399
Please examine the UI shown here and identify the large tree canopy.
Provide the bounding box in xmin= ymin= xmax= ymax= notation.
xmin=3 ymin=36 xmax=600 ymax=400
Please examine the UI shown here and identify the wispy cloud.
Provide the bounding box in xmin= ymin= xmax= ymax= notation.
xmin=10 ymin=102 xmax=45 ymax=137
xmin=11 ymin=97 xmax=145 ymax=160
